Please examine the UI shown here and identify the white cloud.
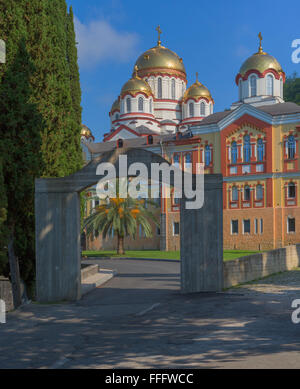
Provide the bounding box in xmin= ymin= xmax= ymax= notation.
xmin=74 ymin=16 xmax=139 ymax=68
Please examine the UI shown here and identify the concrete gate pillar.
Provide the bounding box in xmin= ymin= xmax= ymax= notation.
xmin=180 ymin=174 xmax=223 ymax=293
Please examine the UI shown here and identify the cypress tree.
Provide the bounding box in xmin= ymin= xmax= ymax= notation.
xmin=0 ymin=0 xmax=83 ymax=298
xmin=0 ymin=19 xmax=44 ymax=300
xmin=66 ymin=5 xmax=83 ymax=173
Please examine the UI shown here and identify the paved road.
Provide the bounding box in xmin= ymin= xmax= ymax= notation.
xmin=0 ymin=259 xmax=300 ymax=369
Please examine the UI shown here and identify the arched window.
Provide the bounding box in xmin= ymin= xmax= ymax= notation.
xmin=138 ymin=97 xmax=143 ymax=112
xmin=232 ymin=186 xmax=238 ymax=201
xmin=200 ymin=102 xmax=205 ymax=116
xmin=250 ymin=75 xmax=257 ymax=97
xmin=205 ymin=145 xmax=211 ymax=166
xmin=171 ymin=79 xmax=175 ymax=100
xmin=257 ymin=138 xmax=264 ymax=161
xmin=288 ymin=182 xmax=296 ymax=198
xmin=149 ymin=98 xmax=152 ymax=113
xmin=115 ymin=113 xmax=119 ymax=120
xmin=244 ymin=185 xmax=250 ymax=201
xmin=239 ymin=79 xmax=242 ymax=101
xmin=126 ymin=97 xmax=131 ymax=113
xmin=158 ymin=77 xmax=162 ymax=98
xmin=256 ymin=184 xmax=263 ymax=200
xmin=243 ymin=135 xmax=251 ymax=162
xmin=184 ymin=153 xmax=192 ymax=172
xmin=266 ymin=75 xmax=274 ymax=95
xmin=288 ymin=135 xmax=296 ymax=159
xmin=231 ymin=141 xmax=238 ymax=164
xmin=173 ymin=154 xmax=180 ymax=167
xmin=189 ymin=102 xmax=194 ymax=117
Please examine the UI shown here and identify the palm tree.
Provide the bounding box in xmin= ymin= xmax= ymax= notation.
xmin=82 ymin=180 xmax=159 ymax=255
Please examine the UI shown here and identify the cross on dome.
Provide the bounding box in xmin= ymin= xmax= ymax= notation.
xmin=156 ymin=25 xmax=162 ymax=46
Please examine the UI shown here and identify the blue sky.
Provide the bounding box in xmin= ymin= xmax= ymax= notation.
xmin=66 ymin=0 xmax=300 ymax=142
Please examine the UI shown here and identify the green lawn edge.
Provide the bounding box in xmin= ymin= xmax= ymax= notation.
xmin=82 ymin=249 xmax=262 ymax=261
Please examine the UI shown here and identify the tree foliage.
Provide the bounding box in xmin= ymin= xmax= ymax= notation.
xmin=83 ymin=182 xmax=160 ymax=254
xmin=284 ymin=72 xmax=300 ymax=105
xmin=0 ymin=0 xmax=83 ymax=296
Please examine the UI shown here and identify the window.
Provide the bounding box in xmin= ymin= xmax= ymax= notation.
xmin=200 ymin=102 xmax=205 ymax=116
xmin=231 ymin=141 xmax=237 ymax=164
xmin=266 ymin=75 xmax=274 ymax=95
xmin=158 ymin=77 xmax=162 ymax=98
xmin=257 ymin=138 xmax=264 ymax=161
xmin=173 ymin=196 xmax=180 ymax=206
xmin=171 ymin=79 xmax=175 ymax=99
xmin=288 ymin=183 xmax=296 ymax=198
xmin=173 ymin=154 xmax=180 ymax=167
xmin=139 ymin=224 xmax=145 ymax=238
xmin=254 ymin=218 xmax=258 ymax=234
xmin=115 ymin=113 xmax=119 ymax=120
xmin=260 ymin=218 xmax=263 ymax=234
xmin=256 ymin=184 xmax=263 ymax=200
xmin=189 ymin=102 xmax=194 ymax=117
xmin=243 ymin=219 xmax=251 ymax=234
xmin=205 ymin=145 xmax=211 ymax=166
xmin=149 ymin=98 xmax=152 ymax=113
xmin=156 ymin=226 xmax=160 ymax=236
xmin=173 ymin=222 xmax=180 ymax=235
xmin=239 ymin=79 xmax=242 ymax=100
xmin=138 ymin=97 xmax=143 ymax=112
xmin=244 ymin=186 xmax=250 ymax=201
xmin=287 ymin=217 xmax=296 ymax=233
xmin=287 ymin=135 xmax=296 ymax=159
xmin=184 ymin=153 xmax=192 ymax=172
xmin=243 ymin=135 xmax=250 ymax=162
xmin=231 ymin=220 xmax=238 ymax=234
xmin=250 ymin=75 xmax=257 ymax=97
xmin=126 ymin=97 xmax=131 ymax=113
xmin=232 ymin=186 xmax=238 ymax=201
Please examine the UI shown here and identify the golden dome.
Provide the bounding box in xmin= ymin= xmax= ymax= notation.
xmin=81 ymin=124 xmax=93 ymax=138
xmin=110 ymin=98 xmax=120 ymax=113
xmin=121 ymin=66 xmax=153 ymax=97
xmin=183 ymin=75 xmax=212 ymax=102
xmin=134 ymin=45 xmax=186 ymax=75
xmin=239 ymin=52 xmax=283 ymax=76
xmin=239 ymin=33 xmax=284 ymax=76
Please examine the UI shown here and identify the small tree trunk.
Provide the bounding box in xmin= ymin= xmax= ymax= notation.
xmin=8 ymin=233 xmax=22 ymax=308
xmin=117 ymin=235 xmax=125 ymax=255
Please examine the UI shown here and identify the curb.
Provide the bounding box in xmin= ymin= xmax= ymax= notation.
xmin=81 ymin=268 xmax=117 ymax=296
xmin=82 ymin=256 xmax=180 ymax=263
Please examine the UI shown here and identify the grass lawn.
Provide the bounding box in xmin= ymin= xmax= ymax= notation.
xmin=82 ymin=249 xmax=261 ymax=261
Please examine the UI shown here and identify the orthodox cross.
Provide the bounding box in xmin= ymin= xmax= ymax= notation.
xmin=156 ymin=25 xmax=162 ymax=46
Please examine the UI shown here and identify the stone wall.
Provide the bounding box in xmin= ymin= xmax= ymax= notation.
xmin=223 ymin=244 xmax=300 ymax=288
